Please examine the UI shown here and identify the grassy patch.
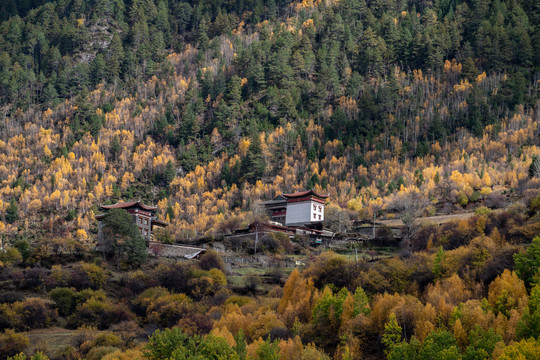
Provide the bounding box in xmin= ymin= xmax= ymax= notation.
xmin=229 ymin=266 xmax=294 ymax=290
xmin=234 ymin=267 xmax=267 ymax=276
xmin=25 ymin=327 xmax=99 ymax=353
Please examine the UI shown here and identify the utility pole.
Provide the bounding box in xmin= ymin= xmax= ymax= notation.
xmin=372 ymin=212 xmax=376 ymax=239
xmin=254 ymin=223 xmax=259 ymax=254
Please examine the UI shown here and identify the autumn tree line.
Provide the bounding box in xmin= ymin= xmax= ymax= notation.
xmin=0 ymin=206 xmax=539 ymax=359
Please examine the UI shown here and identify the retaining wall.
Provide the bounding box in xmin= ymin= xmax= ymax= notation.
xmin=148 ymin=242 xmax=206 ymax=258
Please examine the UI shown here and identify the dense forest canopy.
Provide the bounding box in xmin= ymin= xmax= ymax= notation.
xmin=0 ymin=0 xmax=56 ymax=22
xmin=0 ymin=0 xmax=537 ymax=241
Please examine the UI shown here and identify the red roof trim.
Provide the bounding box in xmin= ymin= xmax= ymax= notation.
xmin=287 ymin=197 xmax=326 ymax=204
xmin=100 ymin=201 xmax=157 ymax=211
xmin=282 ymin=190 xmax=329 ymax=199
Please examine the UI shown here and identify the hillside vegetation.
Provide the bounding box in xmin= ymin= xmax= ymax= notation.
xmin=0 ymin=0 xmax=538 ymax=240
xmin=0 ymin=0 xmax=539 ymax=359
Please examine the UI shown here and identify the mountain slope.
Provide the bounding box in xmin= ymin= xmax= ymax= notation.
xmin=0 ymin=0 xmax=537 ymax=242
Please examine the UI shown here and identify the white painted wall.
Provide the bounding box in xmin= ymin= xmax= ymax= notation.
xmin=286 ymin=201 xmax=325 ymax=225
xmin=318 ymin=202 xmax=325 ymax=222
xmin=285 ymin=202 xmax=310 ymax=225
xmin=310 ymin=201 xmax=325 ymax=222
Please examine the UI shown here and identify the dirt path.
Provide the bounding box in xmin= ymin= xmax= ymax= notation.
xmin=377 ymin=212 xmax=476 ymax=228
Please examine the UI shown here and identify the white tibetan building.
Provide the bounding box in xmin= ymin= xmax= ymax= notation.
xmin=263 ymin=190 xmax=329 ymax=227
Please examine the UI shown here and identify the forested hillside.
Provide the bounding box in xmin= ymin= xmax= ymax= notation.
xmin=0 ymin=0 xmax=538 ymax=240
xmin=0 ymin=0 xmax=539 ymax=359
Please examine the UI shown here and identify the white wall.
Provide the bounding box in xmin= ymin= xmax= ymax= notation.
xmin=285 ymin=202 xmax=310 ymax=225
xmin=318 ymin=202 xmax=325 ymax=222
xmin=286 ymin=201 xmax=325 ymax=225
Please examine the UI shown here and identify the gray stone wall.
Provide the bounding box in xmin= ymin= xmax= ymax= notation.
xmin=148 ymin=242 xmax=206 ymax=258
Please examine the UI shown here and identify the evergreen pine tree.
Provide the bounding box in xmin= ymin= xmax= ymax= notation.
xmin=106 ymin=33 xmax=124 ymax=80
xmin=6 ymin=198 xmax=18 ymax=224
xmin=382 ymin=313 xmax=402 ymax=355
xmin=241 ymin=135 xmax=266 ymax=184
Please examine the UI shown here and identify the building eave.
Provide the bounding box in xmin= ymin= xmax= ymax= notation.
xmin=100 ymin=201 xmax=157 ymax=211
xmin=281 ymin=189 xmax=329 ymax=199
xmin=152 ymin=219 xmax=169 ymax=227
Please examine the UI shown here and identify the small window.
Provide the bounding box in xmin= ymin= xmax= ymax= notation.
xmin=144 ymin=218 xmax=148 ymax=225
xmin=319 ymin=215 xmax=321 ymax=220
xmin=137 ymin=217 xmax=141 ymax=223
xmin=313 ymin=213 xmax=316 ymax=219
xmin=318 ymin=206 xmax=322 ymax=212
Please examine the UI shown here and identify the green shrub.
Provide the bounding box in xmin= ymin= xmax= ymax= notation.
xmin=469 ymin=191 xmax=481 ymax=202
xmin=49 ymin=287 xmax=77 ymax=316
xmin=91 ymin=332 xmax=122 ymax=348
xmin=123 ymin=270 xmax=153 ymax=294
xmin=529 ymin=194 xmax=540 ymax=214
xmin=65 ymin=209 xmax=77 ymax=221
xmin=474 ymin=206 xmax=492 ymax=216
xmin=8 ymin=352 xmax=49 ymax=360
xmin=67 ymin=296 xmax=133 ymax=330
xmin=145 ymin=293 xmax=193 ymax=328
xmin=53 ymin=345 xmax=80 ymax=360
xmin=198 ymin=250 xmax=225 ymax=272
xmin=86 ymin=346 xmax=119 ymax=360
xmin=11 ymin=298 xmax=57 ymax=329
xmin=225 ymin=295 xmax=253 ymax=307
xmin=133 ymin=287 xmax=170 ymax=314
xmin=0 ymin=247 xmax=22 ymax=267
xmin=13 ymin=240 xmax=30 ymax=263
xmin=80 ymin=262 xmax=107 ymax=289
xmin=188 ymin=275 xmax=220 ymax=300
xmin=154 ymin=227 xmax=174 ymax=244
xmin=69 ymin=263 xmax=100 ymax=290
xmin=75 ymin=289 xmax=107 ymax=304
xmin=0 ymin=329 xmax=29 ymax=359
xmin=458 ymin=195 xmax=469 ymax=206
xmin=143 ymin=328 xmax=237 ymax=360
xmin=208 ymin=268 xmax=227 ymax=286
xmin=0 ymin=303 xmax=21 ymax=330
xmin=514 ymin=237 xmax=540 ymax=287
